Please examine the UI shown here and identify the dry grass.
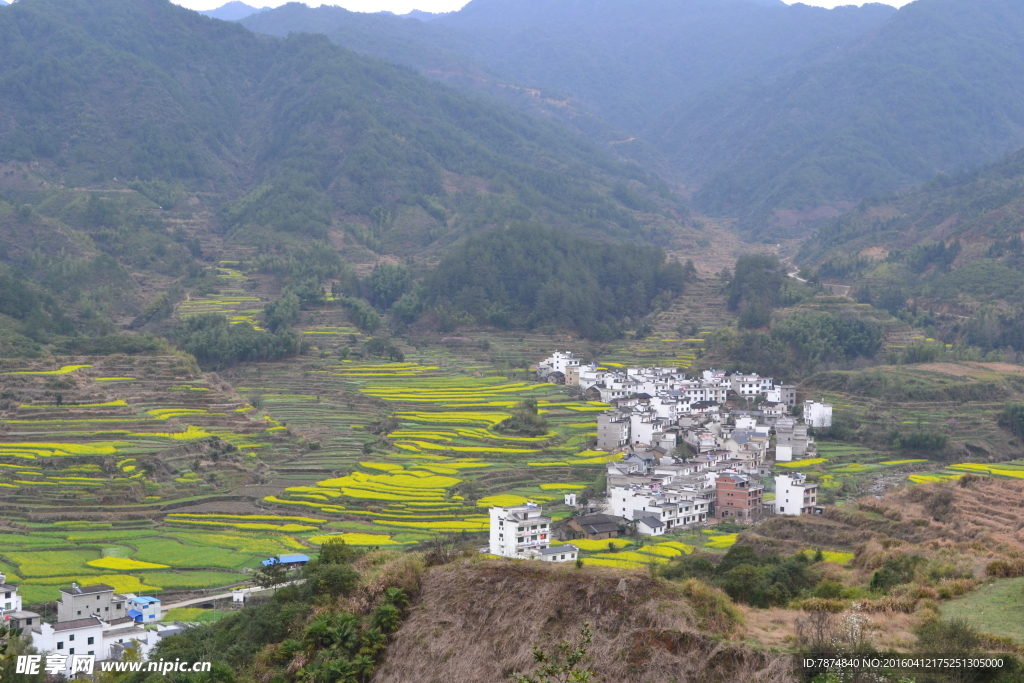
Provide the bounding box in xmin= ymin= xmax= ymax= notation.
xmin=373 ymin=559 xmax=796 ymax=683
xmin=744 ymin=478 xmax=1024 ymax=581
xmin=743 ymin=607 xmax=920 ymax=652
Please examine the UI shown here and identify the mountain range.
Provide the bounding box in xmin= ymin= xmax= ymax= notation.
xmin=0 ymin=0 xmax=693 ymax=351
xmin=0 ymin=0 xmax=683 ymax=250
xmin=3 ymin=0 xmax=1024 ymax=349
xmin=241 ymin=0 xmax=1024 ymax=236
xmin=199 ymin=1 xmax=269 ymax=21
xmin=799 ymin=146 xmax=1024 ymax=342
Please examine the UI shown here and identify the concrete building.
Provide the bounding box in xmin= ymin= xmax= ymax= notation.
xmin=32 ymin=617 xmax=106 ymax=660
xmin=2 ymin=573 xmax=40 ymax=632
xmin=597 ymin=410 xmax=630 ymax=451
xmin=489 ymin=502 xmax=552 ymax=558
xmin=629 ymin=412 xmax=667 ymax=446
xmin=775 ymin=418 xmax=809 ymax=461
xmin=635 ymin=516 xmax=665 ymax=536
xmin=57 ymin=584 xmax=128 ymax=623
xmin=610 ymin=484 xmax=708 ymax=533
xmin=775 ymin=473 xmax=820 ymax=516
xmin=536 ymin=350 xmax=581 ymax=382
xmin=126 ymin=596 xmax=161 ymax=623
xmin=730 ymin=373 xmax=773 ymax=398
xmin=714 ymin=473 xmax=765 ymax=522
xmin=29 ymin=613 xmax=163 ymax=676
xmin=766 ymin=385 xmax=797 ymax=407
xmin=540 ymin=545 xmax=579 ymax=562
xmin=723 ymin=429 xmax=768 ymax=463
xmin=803 ymin=401 xmax=833 ymax=428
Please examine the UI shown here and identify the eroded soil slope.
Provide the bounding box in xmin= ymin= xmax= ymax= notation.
xmin=373 ymin=560 xmax=795 ymax=683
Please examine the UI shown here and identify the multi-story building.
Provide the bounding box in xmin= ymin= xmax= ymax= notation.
xmin=714 ymin=473 xmax=765 ymax=522
xmin=730 ymin=373 xmax=773 ymax=398
xmin=489 ymin=502 xmax=553 ymax=558
xmin=775 ymin=473 xmax=819 ymax=516
xmin=536 ymin=350 xmax=582 ymax=383
xmin=774 ymin=419 xmax=809 ymax=462
xmin=1 ymin=573 xmax=40 ymax=631
xmin=766 ymin=385 xmax=797 ymax=407
xmin=723 ymin=429 xmax=768 ymax=463
xmin=609 ymin=484 xmax=708 ymax=533
xmin=126 ymin=596 xmax=161 ymax=623
xmin=803 ymin=400 xmax=834 ymax=428
xmin=629 ymin=412 xmax=668 ymax=446
xmin=57 ymin=584 xmax=128 ymax=623
xmin=597 ymin=410 xmax=630 ymax=451
xmin=28 ymin=582 xmax=164 ymax=676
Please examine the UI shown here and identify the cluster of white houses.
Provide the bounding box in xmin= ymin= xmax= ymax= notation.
xmin=1 ymin=576 xmax=169 ymax=676
xmin=486 ymin=352 xmax=833 ymax=559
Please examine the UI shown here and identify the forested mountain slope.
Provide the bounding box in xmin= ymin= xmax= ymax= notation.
xmin=0 ymin=0 xmax=683 ymax=252
xmin=242 ymin=0 xmax=895 ymax=135
xmin=0 ymin=0 xmax=697 ymax=352
xmin=652 ymin=0 xmax=1024 ymax=235
xmin=243 ymin=0 xmax=1024 ymax=238
xmin=798 ymin=146 xmax=1024 ymax=351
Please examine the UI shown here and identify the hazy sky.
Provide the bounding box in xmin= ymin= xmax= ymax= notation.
xmin=173 ymin=0 xmax=915 ymax=17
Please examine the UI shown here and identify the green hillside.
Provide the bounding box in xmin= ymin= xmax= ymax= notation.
xmin=798 ymin=146 xmax=1024 ymax=352
xmin=0 ymin=0 xmax=695 ymax=351
xmin=242 ymin=0 xmax=894 ymax=136
xmin=652 ymin=0 xmax=1024 ymax=234
xmin=242 ymin=0 xmax=1024 ymax=239
xmin=0 ymin=0 xmax=683 ymax=246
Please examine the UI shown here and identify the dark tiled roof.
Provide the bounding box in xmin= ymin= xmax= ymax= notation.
xmin=573 ymin=514 xmax=624 ymax=526
xmin=60 ymin=584 xmax=113 ymax=595
xmin=638 ymin=516 xmax=664 ymax=528
xmin=540 ymin=545 xmax=577 ymax=555
xmin=53 ymin=617 xmax=104 ymax=631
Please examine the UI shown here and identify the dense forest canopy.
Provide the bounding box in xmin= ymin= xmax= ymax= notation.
xmin=423 ymin=223 xmax=687 ymax=340
xmin=0 ymin=0 xmax=685 ymax=255
xmin=242 ymin=0 xmax=1024 ymax=237
xmin=798 ymin=145 xmax=1024 ymax=352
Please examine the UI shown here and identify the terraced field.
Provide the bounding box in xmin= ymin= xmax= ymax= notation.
xmin=0 ymin=353 xmax=311 ymax=601
xmin=231 ymin=350 xmax=620 ymax=543
xmin=783 ymin=362 xmax=1024 ymax=499
xmin=1 ymin=308 xmax=716 ymax=602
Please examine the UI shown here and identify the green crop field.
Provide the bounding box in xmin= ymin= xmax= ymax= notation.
xmin=131 ymin=538 xmax=255 ymax=570
xmin=162 ymin=607 xmax=229 ymax=623
xmin=5 ymin=270 xmax=1024 ymax=609
xmin=941 ymin=578 xmax=1024 ymax=643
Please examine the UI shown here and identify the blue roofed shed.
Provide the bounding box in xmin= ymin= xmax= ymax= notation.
xmin=262 ymin=554 xmax=310 ymax=566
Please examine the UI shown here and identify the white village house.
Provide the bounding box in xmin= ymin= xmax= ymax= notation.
xmin=489 ymin=502 xmax=578 ymax=562
xmin=775 ymin=473 xmax=821 ymax=516
xmin=2 ymin=573 xmax=40 ymax=633
xmin=18 ymin=581 xmax=164 ymax=676
xmin=803 ymin=400 xmax=833 ymax=428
